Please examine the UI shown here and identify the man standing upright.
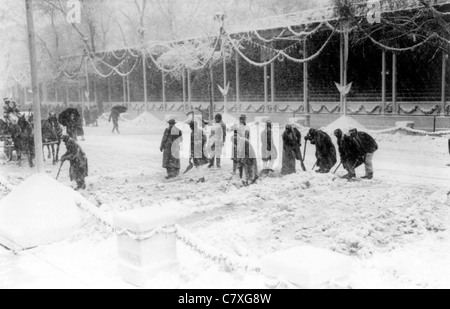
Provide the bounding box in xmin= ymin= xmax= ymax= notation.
xmin=109 ymin=109 xmax=120 ymax=134
xmin=281 ymin=124 xmax=302 ymax=175
xmin=261 ymin=120 xmax=278 ymax=176
xmin=349 ymin=128 xmax=378 ymax=180
xmin=207 ymin=114 xmax=226 ymax=168
xmin=160 ymin=119 xmax=183 ymax=179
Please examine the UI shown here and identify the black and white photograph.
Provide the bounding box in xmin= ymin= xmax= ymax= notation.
xmin=0 ymin=0 xmax=450 ymax=290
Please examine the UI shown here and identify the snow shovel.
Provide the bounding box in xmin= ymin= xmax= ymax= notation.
xmin=334 ymin=162 xmax=343 ymax=174
xmin=183 ymin=159 xmax=194 ymax=174
xmin=56 ymin=161 xmax=65 ymax=180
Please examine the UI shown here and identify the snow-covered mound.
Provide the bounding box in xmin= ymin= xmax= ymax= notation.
xmin=0 ymin=174 xmax=83 ymax=251
xmin=120 ymin=113 xmax=134 ymax=122
xmin=222 ymin=113 xmax=239 ymax=126
xmin=323 ymin=116 xmax=368 ymax=134
xmin=131 ymin=112 xmax=163 ymax=127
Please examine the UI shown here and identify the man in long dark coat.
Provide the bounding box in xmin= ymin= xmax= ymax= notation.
xmin=334 ymin=129 xmax=364 ymax=179
xmin=61 ymin=135 xmax=88 ymax=190
xmin=349 ymin=128 xmax=378 ymax=180
xmin=261 ymin=120 xmax=278 ymax=176
xmin=160 ymin=119 xmax=183 ymax=179
xmin=190 ymin=121 xmax=208 ymax=168
xmin=305 ymin=128 xmax=337 ymax=173
xmin=109 ymin=109 xmax=120 ymax=134
xmin=236 ymin=136 xmax=258 ymax=186
xmin=281 ymin=124 xmax=302 ymax=175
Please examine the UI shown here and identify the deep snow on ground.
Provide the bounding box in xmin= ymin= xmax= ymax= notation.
xmin=0 ymin=117 xmax=450 ymax=289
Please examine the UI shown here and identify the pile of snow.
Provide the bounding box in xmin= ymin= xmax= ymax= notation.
xmin=0 ymin=174 xmax=83 ymax=251
xmin=119 ymin=113 xmax=134 ymax=122
xmin=222 ymin=113 xmax=239 ymax=126
xmin=131 ymin=112 xmax=164 ymax=127
xmin=323 ymin=116 xmax=368 ymax=135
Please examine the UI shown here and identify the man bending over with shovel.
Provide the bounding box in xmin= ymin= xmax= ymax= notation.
xmin=60 ymin=135 xmax=89 ymax=190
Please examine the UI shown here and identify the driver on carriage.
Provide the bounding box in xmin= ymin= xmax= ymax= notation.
xmin=3 ymin=98 xmax=21 ymax=123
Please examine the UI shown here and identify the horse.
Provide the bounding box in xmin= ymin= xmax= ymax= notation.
xmin=0 ymin=119 xmax=14 ymax=161
xmin=41 ymin=114 xmax=63 ymax=164
xmin=13 ymin=115 xmax=35 ymax=167
xmin=28 ymin=113 xmax=63 ymax=164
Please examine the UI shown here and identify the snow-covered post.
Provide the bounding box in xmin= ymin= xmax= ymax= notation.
xmin=303 ymin=40 xmax=310 ymax=126
xmin=122 ymin=76 xmax=126 ymax=104
xmin=182 ymin=69 xmax=187 ymax=112
xmin=114 ymin=208 xmax=179 ymax=287
xmin=162 ymin=72 xmax=166 ymax=111
xmin=392 ymin=53 xmax=398 ymax=114
xmin=187 ymin=69 xmax=192 ymax=111
xmin=143 ymin=53 xmax=148 ymax=111
xmin=107 ymin=76 xmax=112 ymax=104
xmin=271 ymin=62 xmax=275 ymax=113
xmin=382 ymin=50 xmax=386 ymax=114
xmin=25 ymin=0 xmax=44 ymax=173
xmin=236 ymin=52 xmax=240 ymax=112
xmin=441 ymin=52 xmax=447 ymax=116
xmin=264 ymin=65 xmax=269 ymax=111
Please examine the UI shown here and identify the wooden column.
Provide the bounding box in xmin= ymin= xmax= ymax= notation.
xmin=442 ymin=52 xmax=447 ymax=116
xmin=392 ymin=53 xmax=397 ymax=114
xmin=264 ymin=65 xmax=268 ymax=109
xmin=43 ymin=82 xmax=48 ymax=104
xmin=143 ymin=54 xmax=148 ymax=111
xmin=55 ymin=84 xmax=59 ymax=103
xmin=162 ymin=72 xmax=166 ymax=111
xmin=382 ymin=50 xmax=386 ymax=114
xmin=271 ymin=62 xmax=275 ymax=113
xmin=303 ymin=40 xmax=309 ymax=115
xmin=65 ymin=84 xmax=69 ymax=105
xmin=235 ymin=52 xmax=240 ymax=112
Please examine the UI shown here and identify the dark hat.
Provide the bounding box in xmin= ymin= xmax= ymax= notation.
xmin=334 ymin=129 xmax=343 ymax=137
xmin=239 ymin=114 xmax=247 ymax=119
xmin=62 ymin=135 xmax=70 ymax=143
xmin=167 ymin=119 xmax=176 ymax=125
xmin=215 ymin=114 xmax=222 ymax=121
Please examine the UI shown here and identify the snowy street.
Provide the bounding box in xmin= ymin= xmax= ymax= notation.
xmin=1 ymin=116 xmax=450 ymax=289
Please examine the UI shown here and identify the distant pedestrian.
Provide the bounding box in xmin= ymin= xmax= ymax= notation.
xmin=109 ymin=109 xmax=120 ymax=134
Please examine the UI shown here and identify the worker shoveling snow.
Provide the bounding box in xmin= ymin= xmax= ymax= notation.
xmin=0 ymin=174 xmax=84 ymax=251
xmin=323 ymin=116 xmax=368 ymax=135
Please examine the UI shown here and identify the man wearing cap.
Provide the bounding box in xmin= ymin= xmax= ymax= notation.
xmin=281 ymin=124 xmax=302 ymax=175
xmin=334 ymin=129 xmax=363 ymax=179
xmin=305 ymin=128 xmax=337 ymax=174
xmin=61 ymin=135 xmax=89 ymax=190
xmin=207 ymin=114 xmax=226 ymax=168
xmin=237 ymin=114 xmax=250 ymax=139
xmin=160 ymin=119 xmax=183 ymax=179
xmin=261 ymin=120 xmax=278 ymax=176
xmin=349 ymin=128 xmax=378 ymax=180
